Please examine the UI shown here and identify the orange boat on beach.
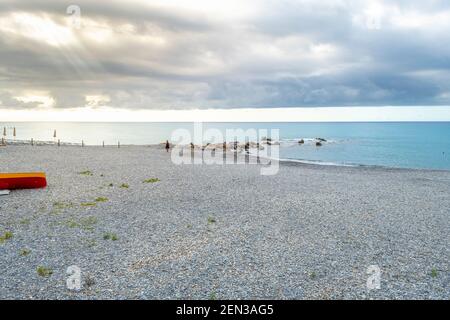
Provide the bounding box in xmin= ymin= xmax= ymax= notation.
xmin=0 ymin=173 xmax=47 ymax=190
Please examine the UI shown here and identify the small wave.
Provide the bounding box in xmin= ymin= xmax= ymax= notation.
xmin=246 ymin=148 xmax=359 ymax=167
xmin=280 ymin=138 xmax=339 ymax=146
xmin=280 ymin=158 xmax=359 ymax=167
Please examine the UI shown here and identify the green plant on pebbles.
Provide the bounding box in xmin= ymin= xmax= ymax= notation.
xmin=143 ymin=178 xmax=160 ymax=183
xmin=67 ymin=220 xmax=79 ymax=228
xmin=95 ymin=197 xmax=108 ymax=202
xmin=37 ymin=266 xmax=53 ymax=277
xmin=120 ymin=183 xmax=129 ymax=188
xmin=51 ymin=201 xmax=74 ymax=215
xmin=66 ymin=216 xmax=97 ymax=230
xmin=207 ymin=216 xmax=216 ymax=224
xmin=0 ymin=231 xmax=13 ymax=244
xmin=79 ymin=170 xmax=93 ymax=176
xmin=103 ymin=233 xmax=118 ymax=241
xmin=80 ymin=202 xmax=97 ymax=207
xmin=430 ymin=269 xmax=438 ymax=278
xmin=20 ymin=248 xmax=31 ymax=256
xmin=309 ymin=272 xmax=317 ymax=279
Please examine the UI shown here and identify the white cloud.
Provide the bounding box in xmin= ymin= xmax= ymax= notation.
xmin=0 ymin=12 xmax=76 ymax=47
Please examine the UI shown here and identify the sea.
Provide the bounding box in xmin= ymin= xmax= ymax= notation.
xmin=1 ymin=122 xmax=450 ymax=170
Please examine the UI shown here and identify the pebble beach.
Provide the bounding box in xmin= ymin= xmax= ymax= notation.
xmin=0 ymin=145 xmax=449 ymax=299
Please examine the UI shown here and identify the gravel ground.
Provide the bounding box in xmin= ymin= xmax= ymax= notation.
xmin=0 ymin=145 xmax=449 ymax=300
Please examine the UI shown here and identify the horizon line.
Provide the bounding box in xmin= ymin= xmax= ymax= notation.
xmin=1 ymin=106 xmax=450 ymax=122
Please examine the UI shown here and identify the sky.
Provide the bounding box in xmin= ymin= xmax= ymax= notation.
xmin=0 ymin=0 xmax=450 ymax=121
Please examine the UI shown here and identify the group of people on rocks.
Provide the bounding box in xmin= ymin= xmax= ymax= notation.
xmin=164 ymin=140 xmax=252 ymax=154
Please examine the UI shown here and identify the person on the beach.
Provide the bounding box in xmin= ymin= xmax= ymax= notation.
xmin=190 ymin=142 xmax=195 ymax=158
xmin=165 ymin=140 xmax=170 ymax=152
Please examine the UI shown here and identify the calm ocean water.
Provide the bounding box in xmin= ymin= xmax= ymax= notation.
xmin=1 ymin=122 xmax=450 ymax=170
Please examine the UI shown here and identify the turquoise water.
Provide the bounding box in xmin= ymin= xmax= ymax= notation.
xmin=1 ymin=122 xmax=450 ymax=170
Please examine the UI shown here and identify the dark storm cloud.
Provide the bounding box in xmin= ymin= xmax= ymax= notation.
xmin=0 ymin=0 xmax=449 ymax=110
